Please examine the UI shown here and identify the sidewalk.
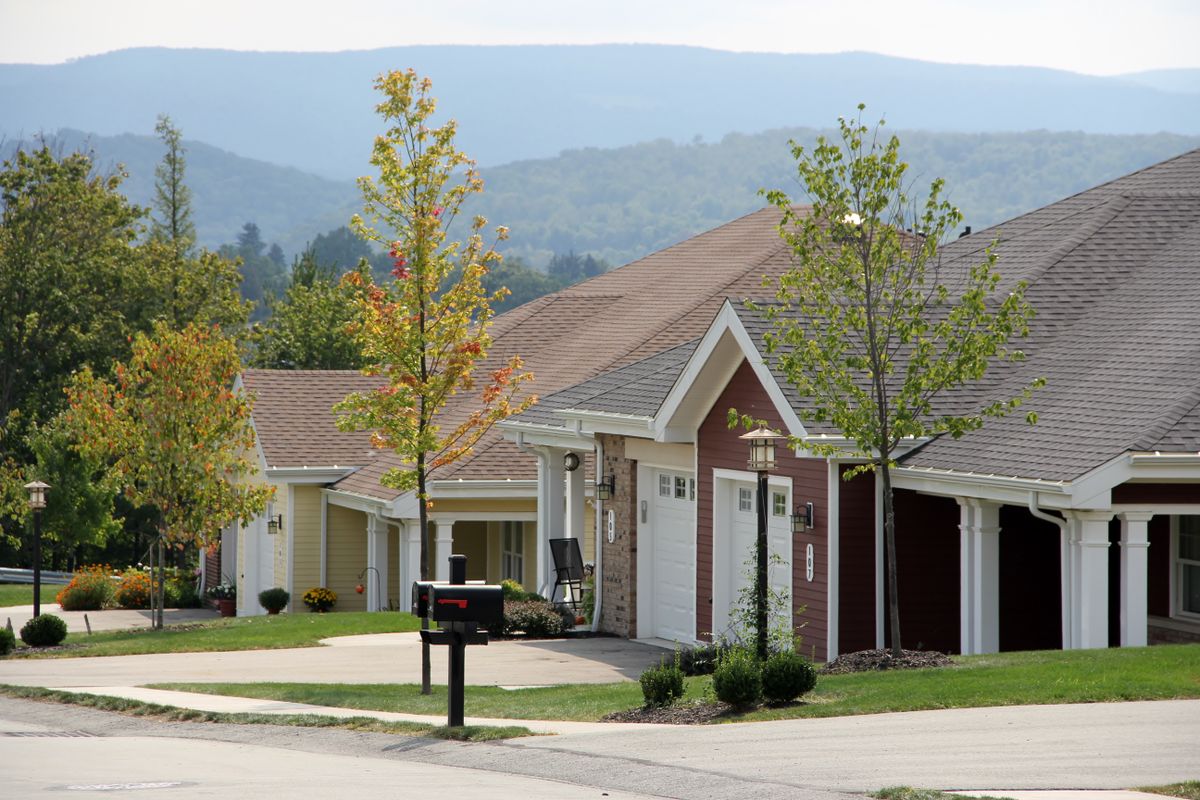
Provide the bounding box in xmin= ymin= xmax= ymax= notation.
xmin=3 ymin=603 xmax=219 ymax=634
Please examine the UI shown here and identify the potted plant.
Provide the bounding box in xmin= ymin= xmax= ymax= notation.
xmin=258 ymin=587 xmax=290 ymax=615
xmin=302 ymin=586 xmax=337 ymax=613
xmin=207 ymin=583 xmax=237 ymax=617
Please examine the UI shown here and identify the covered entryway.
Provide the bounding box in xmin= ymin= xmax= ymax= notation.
xmin=644 ymin=469 xmax=696 ymax=642
xmin=712 ymin=470 xmax=792 ymax=642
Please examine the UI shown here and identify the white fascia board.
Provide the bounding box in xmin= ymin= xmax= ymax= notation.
xmin=893 ymin=465 xmax=1073 ymax=508
xmin=322 ymin=488 xmax=386 ymax=514
xmin=428 ymin=478 xmax=539 ymax=499
xmin=1128 ymin=452 xmax=1200 ymax=470
xmin=556 ymin=410 xmax=655 ymax=439
xmin=265 ymin=467 xmax=357 ymax=484
xmin=654 ymin=300 xmax=807 ymax=443
xmin=501 ymin=420 xmax=596 ymax=449
xmin=385 ymin=490 xmax=420 ymax=521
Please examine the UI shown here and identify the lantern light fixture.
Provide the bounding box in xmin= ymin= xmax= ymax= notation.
xmin=792 ymin=502 xmax=814 ymax=534
xmin=739 ymin=427 xmax=784 ymax=472
xmin=563 ymin=452 xmax=581 ymax=472
xmin=267 ymin=513 xmax=284 ymax=535
xmin=596 ymin=474 xmax=615 ymax=500
xmin=25 ymin=480 xmax=49 ymax=510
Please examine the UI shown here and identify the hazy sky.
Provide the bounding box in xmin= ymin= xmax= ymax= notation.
xmin=1 ymin=0 xmax=1196 ymax=75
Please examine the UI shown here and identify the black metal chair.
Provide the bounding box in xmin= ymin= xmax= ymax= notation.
xmin=548 ymin=537 xmax=585 ymax=612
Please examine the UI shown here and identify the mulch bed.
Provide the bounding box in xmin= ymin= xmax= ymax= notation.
xmin=820 ymin=648 xmax=953 ymax=674
xmin=601 ymin=701 xmax=735 ymax=725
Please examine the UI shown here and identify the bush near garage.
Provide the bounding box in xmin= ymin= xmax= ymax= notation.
xmin=640 ymin=656 xmax=686 ymax=707
xmin=760 ymin=649 xmax=818 ymax=704
xmin=712 ymin=647 xmax=762 ymax=707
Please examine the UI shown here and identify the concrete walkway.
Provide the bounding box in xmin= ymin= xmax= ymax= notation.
xmin=3 ymin=603 xmax=219 ymax=634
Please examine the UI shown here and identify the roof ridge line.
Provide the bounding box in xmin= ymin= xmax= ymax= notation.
xmin=1133 ymin=382 xmax=1200 ymax=453
xmin=1015 ymin=195 xmax=1133 ymax=290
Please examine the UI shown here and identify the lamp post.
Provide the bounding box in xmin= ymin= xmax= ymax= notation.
xmin=24 ymin=481 xmax=50 ymax=618
xmin=739 ymin=428 xmax=782 ymax=661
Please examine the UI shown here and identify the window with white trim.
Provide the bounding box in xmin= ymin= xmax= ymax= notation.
xmin=659 ymin=474 xmax=672 ymax=497
xmin=501 ymin=522 xmax=524 ymax=584
xmin=772 ymin=491 xmax=787 ymax=516
xmin=1179 ymin=516 xmax=1200 ymax=617
xmin=675 ymin=476 xmax=688 ymax=499
xmin=738 ymin=487 xmax=753 ymax=512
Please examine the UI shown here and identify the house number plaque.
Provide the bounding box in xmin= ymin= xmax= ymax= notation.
xmin=805 ymin=544 xmax=814 ymax=582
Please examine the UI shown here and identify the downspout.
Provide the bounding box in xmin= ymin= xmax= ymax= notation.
xmin=591 ymin=436 xmax=605 ymax=633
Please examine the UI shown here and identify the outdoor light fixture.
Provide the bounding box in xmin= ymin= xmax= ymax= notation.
xmin=563 ymin=452 xmax=581 ymax=472
xmin=267 ymin=513 xmax=284 ymax=535
xmin=596 ymin=474 xmax=615 ymax=500
xmin=740 ymin=427 xmax=784 ymax=472
xmin=792 ymin=501 xmax=814 ymax=534
xmin=24 ymin=480 xmax=49 ymax=618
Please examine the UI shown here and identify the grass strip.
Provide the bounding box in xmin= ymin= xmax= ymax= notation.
xmin=7 ymin=611 xmax=422 ymax=658
xmin=0 ymin=583 xmax=62 ymax=608
xmin=152 ymin=643 xmax=1200 ymax=723
xmin=872 ymin=788 xmax=1015 ymax=800
xmin=1139 ymin=783 xmax=1200 ymax=800
xmin=0 ymin=684 xmax=534 ymax=741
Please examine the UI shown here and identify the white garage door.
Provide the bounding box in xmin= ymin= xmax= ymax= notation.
xmin=651 ymin=470 xmax=695 ymax=642
xmin=714 ymin=477 xmax=792 ymax=642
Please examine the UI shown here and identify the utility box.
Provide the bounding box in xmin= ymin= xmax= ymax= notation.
xmin=427 ymin=584 xmax=503 ymax=626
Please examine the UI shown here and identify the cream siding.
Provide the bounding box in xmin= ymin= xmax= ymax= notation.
xmin=326 ymin=504 xmax=369 ymax=612
xmin=271 ymin=482 xmax=289 ymax=591
xmin=291 ymin=485 xmax=323 ymax=601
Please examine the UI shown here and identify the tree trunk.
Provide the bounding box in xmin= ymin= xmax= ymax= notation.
xmin=156 ymin=537 xmax=166 ymax=630
xmin=881 ymin=461 xmax=901 ymax=657
xmin=418 ymin=457 xmax=432 ymax=695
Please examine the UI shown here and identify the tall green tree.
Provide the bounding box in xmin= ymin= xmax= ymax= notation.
xmin=150 ymin=114 xmax=197 ymax=257
xmin=333 ymin=70 xmax=535 ymax=690
xmin=65 ymin=321 xmax=273 ymax=628
xmin=759 ymin=108 xmax=1042 ymax=656
xmin=252 ymin=249 xmax=370 ymax=369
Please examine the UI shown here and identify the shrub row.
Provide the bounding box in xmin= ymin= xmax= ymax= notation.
xmin=639 ymin=645 xmax=818 ymax=709
xmin=55 ymin=565 xmax=202 ymax=611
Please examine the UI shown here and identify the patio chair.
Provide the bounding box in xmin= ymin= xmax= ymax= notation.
xmin=548 ymin=537 xmax=585 ymax=612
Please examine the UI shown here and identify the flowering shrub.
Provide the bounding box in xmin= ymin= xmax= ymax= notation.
xmin=302 ymin=586 xmax=337 ymax=612
xmin=207 ymin=583 xmax=237 ymax=601
xmin=55 ymin=564 xmax=116 ymax=611
xmin=115 ymin=570 xmax=152 ymax=609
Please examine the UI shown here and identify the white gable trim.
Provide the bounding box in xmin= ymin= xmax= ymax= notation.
xmin=654 ymin=300 xmax=807 ymax=443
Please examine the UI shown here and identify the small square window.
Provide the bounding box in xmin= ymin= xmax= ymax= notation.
xmin=738 ymin=487 xmax=753 ymax=512
xmin=659 ymin=474 xmax=671 ymax=497
xmin=773 ymin=492 xmax=787 ymax=516
xmin=675 ymin=476 xmax=687 ymax=499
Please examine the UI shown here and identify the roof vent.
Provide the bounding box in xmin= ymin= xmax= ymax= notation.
xmin=958 ymin=226 xmax=972 ymax=238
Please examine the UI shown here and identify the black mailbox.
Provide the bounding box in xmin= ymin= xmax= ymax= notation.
xmin=412 ymin=580 xmax=436 ymax=618
xmin=427 ymin=583 xmax=503 ymax=626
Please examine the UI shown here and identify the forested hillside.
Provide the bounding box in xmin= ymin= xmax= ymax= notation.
xmin=8 ymin=127 xmax=1197 ymax=271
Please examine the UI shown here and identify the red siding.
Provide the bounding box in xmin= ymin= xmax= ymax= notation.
xmin=1148 ymin=514 xmax=1171 ymax=617
xmin=888 ymin=490 xmax=960 ymax=654
xmin=1113 ymin=483 xmax=1200 ymax=504
xmin=838 ymin=467 xmax=877 ymax=653
xmin=696 ymin=360 xmax=829 ymax=660
xmin=998 ymin=506 xmax=1062 ymax=651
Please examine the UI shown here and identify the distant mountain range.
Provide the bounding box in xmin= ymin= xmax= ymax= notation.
xmin=9 ymin=126 xmax=1197 ymax=269
xmin=2 ymin=45 xmax=1199 ymax=179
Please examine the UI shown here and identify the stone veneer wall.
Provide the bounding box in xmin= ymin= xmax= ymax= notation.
xmin=597 ymin=433 xmax=638 ymax=638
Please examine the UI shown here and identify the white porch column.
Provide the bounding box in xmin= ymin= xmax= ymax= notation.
xmin=399 ymin=520 xmax=422 ymax=597
xmin=366 ymin=514 xmax=388 ymax=612
xmin=1118 ymin=512 xmax=1153 ymax=647
xmin=1067 ymin=510 xmax=1114 ymax=649
xmin=535 ymin=448 xmax=566 ymax=596
xmin=1061 ymin=514 xmax=1080 ymax=649
xmin=432 ymin=518 xmax=455 ymax=581
xmin=958 ymin=498 xmax=1001 ymax=655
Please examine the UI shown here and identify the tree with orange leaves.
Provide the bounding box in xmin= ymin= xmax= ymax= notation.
xmin=65 ymin=321 xmax=273 ymax=628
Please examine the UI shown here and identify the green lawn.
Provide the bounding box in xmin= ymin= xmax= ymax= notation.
xmin=0 ymin=582 xmax=62 ymax=608
xmin=154 ymin=643 xmax=1200 ymax=722
xmin=12 ymin=611 xmax=422 ymax=657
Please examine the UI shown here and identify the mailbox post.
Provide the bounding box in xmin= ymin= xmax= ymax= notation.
xmin=412 ymin=555 xmax=503 ymax=727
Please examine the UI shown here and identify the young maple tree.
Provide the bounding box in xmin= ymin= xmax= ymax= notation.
xmin=759 ymin=108 xmax=1042 ymax=656
xmin=65 ymin=321 xmax=273 ymax=628
xmin=334 ymin=68 xmax=535 ymax=578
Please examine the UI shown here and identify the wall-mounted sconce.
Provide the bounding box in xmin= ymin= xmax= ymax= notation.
xmin=596 ymin=474 xmax=615 ymax=500
xmin=563 ymin=452 xmax=581 ymax=472
xmin=791 ymin=502 xmax=814 ymax=534
xmin=267 ymin=513 xmax=284 ymax=535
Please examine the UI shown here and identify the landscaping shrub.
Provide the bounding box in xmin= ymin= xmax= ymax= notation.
xmin=0 ymin=627 xmax=15 ymax=656
xmin=712 ymin=647 xmax=761 ymax=706
xmin=500 ymin=599 xmax=564 ymax=636
xmin=164 ymin=569 xmax=202 ymax=608
xmin=677 ymin=641 xmax=728 ymax=676
xmin=760 ymin=649 xmax=817 ymax=704
xmin=258 ymin=587 xmax=290 ymax=613
xmin=20 ymin=614 xmax=68 ymax=647
xmin=302 ymin=586 xmax=337 ymax=612
xmin=55 ymin=564 xmax=115 ymax=611
xmin=115 ymin=570 xmax=152 ymax=609
xmin=640 ymin=657 xmax=685 ymax=707
xmin=499 ymin=579 xmax=545 ymax=602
